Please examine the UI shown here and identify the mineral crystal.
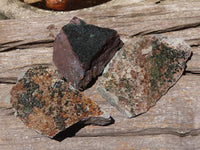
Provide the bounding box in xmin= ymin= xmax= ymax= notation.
xmin=53 ymin=17 xmax=123 ymax=90
xmin=97 ymin=35 xmax=192 ymax=118
xmin=10 ymin=66 xmax=113 ymax=138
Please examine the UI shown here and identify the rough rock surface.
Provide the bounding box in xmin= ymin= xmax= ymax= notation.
xmin=97 ymin=35 xmax=192 ymax=118
xmin=53 ymin=17 xmax=123 ymax=90
xmin=10 ymin=66 xmax=113 ymax=138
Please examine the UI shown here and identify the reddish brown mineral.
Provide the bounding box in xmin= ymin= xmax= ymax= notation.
xmin=53 ymin=17 xmax=123 ymax=90
xmin=10 ymin=66 xmax=113 ymax=138
xmin=97 ymin=35 xmax=192 ymax=118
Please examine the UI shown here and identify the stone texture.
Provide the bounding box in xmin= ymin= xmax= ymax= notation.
xmin=10 ymin=66 xmax=113 ymax=138
xmin=53 ymin=17 xmax=123 ymax=90
xmin=97 ymin=35 xmax=192 ymax=118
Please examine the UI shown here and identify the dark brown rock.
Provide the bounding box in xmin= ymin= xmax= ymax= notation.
xmin=10 ymin=66 xmax=113 ymax=138
xmin=97 ymin=35 xmax=192 ymax=118
xmin=53 ymin=17 xmax=123 ymax=90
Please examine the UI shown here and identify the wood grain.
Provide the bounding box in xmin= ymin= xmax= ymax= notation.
xmin=0 ymin=0 xmax=200 ymax=149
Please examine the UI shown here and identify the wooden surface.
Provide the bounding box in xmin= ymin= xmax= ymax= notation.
xmin=0 ymin=0 xmax=200 ymax=149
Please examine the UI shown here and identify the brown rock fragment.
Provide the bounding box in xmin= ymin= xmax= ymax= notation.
xmin=97 ymin=35 xmax=192 ymax=118
xmin=53 ymin=17 xmax=123 ymax=90
xmin=10 ymin=66 xmax=113 ymax=138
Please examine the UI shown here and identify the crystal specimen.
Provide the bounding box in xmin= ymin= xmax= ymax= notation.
xmin=53 ymin=17 xmax=123 ymax=90
xmin=10 ymin=66 xmax=113 ymax=138
xmin=97 ymin=35 xmax=192 ymax=118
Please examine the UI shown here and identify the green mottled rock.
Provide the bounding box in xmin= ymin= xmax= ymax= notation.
xmin=10 ymin=66 xmax=113 ymax=138
xmin=97 ymin=35 xmax=192 ymax=118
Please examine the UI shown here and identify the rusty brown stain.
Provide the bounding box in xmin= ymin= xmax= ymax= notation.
xmin=97 ymin=35 xmax=191 ymax=118
xmin=10 ymin=66 xmax=104 ymax=137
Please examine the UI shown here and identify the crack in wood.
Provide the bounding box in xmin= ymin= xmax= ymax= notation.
xmin=131 ymin=22 xmax=200 ymax=37
xmin=155 ymin=0 xmax=165 ymax=4
xmin=0 ymin=107 xmax=14 ymax=116
xmin=184 ymin=71 xmax=200 ymax=75
xmin=76 ymin=127 xmax=200 ymax=138
xmin=0 ymin=39 xmax=54 ymax=52
xmin=190 ymin=44 xmax=200 ymax=47
xmin=98 ymin=10 xmax=169 ymax=20
xmin=0 ymin=107 xmax=12 ymax=110
xmin=0 ymin=77 xmax=17 ymax=84
xmin=0 ymin=40 xmax=23 ymax=46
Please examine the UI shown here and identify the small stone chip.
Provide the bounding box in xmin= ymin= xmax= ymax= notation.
xmin=97 ymin=35 xmax=192 ymax=118
xmin=10 ymin=66 xmax=113 ymax=138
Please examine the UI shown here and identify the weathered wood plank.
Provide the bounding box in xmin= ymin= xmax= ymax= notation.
xmin=0 ymin=47 xmax=53 ymax=81
xmin=0 ymin=0 xmax=200 ymax=149
xmin=0 ymin=133 xmax=200 ymax=150
xmin=0 ymin=0 xmax=200 ymax=46
xmin=1 ymin=100 xmax=200 ymax=150
xmin=0 ymin=84 xmax=12 ymax=108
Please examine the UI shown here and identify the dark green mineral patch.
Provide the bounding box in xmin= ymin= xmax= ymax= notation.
xmin=10 ymin=65 xmax=113 ymax=138
xmin=62 ymin=21 xmax=116 ymax=63
xmin=53 ymin=17 xmax=123 ymax=90
xmin=148 ymin=40 xmax=188 ymax=95
xmin=97 ymin=35 xmax=191 ymax=118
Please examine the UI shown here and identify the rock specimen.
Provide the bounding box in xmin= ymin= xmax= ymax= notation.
xmin=97 ymin=35 xmax=191 ymax=118
xmin=53 ymin=17 xmax=123 ymax=90
xmin=10 ymin=66 xmax=113 ymax=138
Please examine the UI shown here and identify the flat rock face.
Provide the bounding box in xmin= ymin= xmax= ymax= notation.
xmin=53 ymin=17 xmax=123 ymax=90
xmin=10 ymin=66 xmax=112 ymax=138
xmin=97 ymin=35 xmax=191 ymax=118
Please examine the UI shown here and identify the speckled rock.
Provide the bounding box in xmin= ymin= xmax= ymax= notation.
xmin=10 ymin=66 xmax=113 ymax=138
xmin=97 ymin=35 xmax=192 ymax=118
xmin=53 ymin=17 xmax=123 ymax=90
